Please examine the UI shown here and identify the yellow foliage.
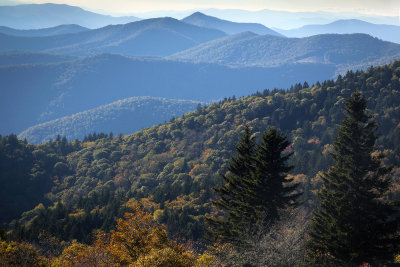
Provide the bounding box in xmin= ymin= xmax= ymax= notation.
xmin=0 ymin=240 xmax=46 ymax=267
xmin=57 ymin=240 xmax=112 ymax=267
xmin=52 ymin=202 xmax=209 ymax=266
xmin=195 ymin=253 xmax=219 ymax=267
xmin=395 ymin=254 xmax=400 ymax=263
xmin=153 ymin=209 xmax=164 ymax=222
xmin=58 ymin=243 xmax=88 ymax=266
xmin=82 ymin=141 xmax=95 ymax=148
xmin=135 ymin=247 xmax=195 ymax=267
xmin=107 ymin=202 xmax=171 ymax=265
xmin=140 ymin=197 xmax=160 ymax=211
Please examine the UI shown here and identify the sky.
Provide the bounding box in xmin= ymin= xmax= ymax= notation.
xmin=5 ymin=0 xmax=400 ymax=17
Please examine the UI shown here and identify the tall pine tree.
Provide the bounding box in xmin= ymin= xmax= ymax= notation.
xmin=308 ymin=91 xmax=399 ymax=265
xmin=208 ymin=126 xmax=300 ymax=245
xmin=251 ymin=127 xmax=300 ymax=225
xmin=208 ymin=126 xmax=256 ymax=244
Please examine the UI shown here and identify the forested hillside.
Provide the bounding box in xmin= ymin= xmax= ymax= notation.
xmin=0 ymin=53 xmax=336 ymax=135
xmin=18 ymin=97 xmax=201 ymax=144
xmin=170 ymin=33 xmax=400 ymax=71
xmin=3 ymin=61 xmax=400 ymax=246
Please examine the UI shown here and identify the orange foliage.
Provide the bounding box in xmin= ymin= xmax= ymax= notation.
xmin=307 ymin=137 xmax=320 ymax=145
xmin=189 ymin=164 xmax=210 ymax=177
xmin=287 ymin=174 xmax=307 ymax=184
xmin=0 ymin=240 xmax=46 ymax=267
xmin=201 ymin=149 xmax=214 ymax=160
xmin=104 ymin=201 xmax=195 ymax=266
xmin=58 ymin=242 xmax=112 ymax=267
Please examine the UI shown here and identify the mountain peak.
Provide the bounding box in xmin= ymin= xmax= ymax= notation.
xmin=190 ymin=11 xmax=208 ymax=17
xmin=182 ymin=12 xmax=283 ymax=36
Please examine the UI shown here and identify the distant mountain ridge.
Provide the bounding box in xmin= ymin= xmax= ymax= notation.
xmin=18 ymin=96 xmax=201 ymax=144
xmin=276 ymin=19 xmax=400 ymax=44
xmin=0 ymin=24 xmax=89 ymax=37
xmin=137 ymin=8 xmax=399 ymax=30
xmin=181 ymin=12 xmax=283 ymax=36
xmin=0 ymin=3 xmax=140 ymax=29
xmin=193 ymin=9 xmax=400 ymax=30
xmin=0 ymin=51 xmax=77 ymax=66
xmin=0 ymin=53 xmax=337 ymax=135
xmin=169 ymin=33 xmax=400 ymax=70
xmin=0 ymin=17 xmax=226 ymax=56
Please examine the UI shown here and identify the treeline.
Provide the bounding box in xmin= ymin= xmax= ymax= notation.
xmin=1 ymin=91 xmax=399 ymax=266
xmin=0 ymin=135 xmax=81 ymax=226
xmin=1 ymin=61 xmax=400 ymax=252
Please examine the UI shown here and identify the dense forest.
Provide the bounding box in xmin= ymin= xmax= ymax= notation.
xmin=1 ymin=61 xmax=400 ymax=265
xmin=18 ymin=97 xmax=201 ymax=144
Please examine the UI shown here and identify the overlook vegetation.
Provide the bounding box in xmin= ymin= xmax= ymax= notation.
xmin=1 ymin=3 xmax=400 ymax=265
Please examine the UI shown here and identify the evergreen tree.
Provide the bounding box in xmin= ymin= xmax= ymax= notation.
xmin=208 ymin=125 xmax=256 ymax=244
xmin=251 ymin=127 xmax=300 ymax=225
xmin=308 ymin=91 xmax=399 ymax=265
xmin=209 ymin=126 xmax=300 ymax=244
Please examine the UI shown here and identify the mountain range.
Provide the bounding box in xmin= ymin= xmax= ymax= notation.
xmin=276 ymin=19 xmax=400 ymax=44
xmin=169 ymin=32 xmax=400 ymax=70
xmin=136 ymin=8 xmax=399 ymax=29
xmin=0 ymin=3 xmax=140 ymax=29
xmin=0 ymin=24 xmax=89 ymax=37
xmin=2 ymin=4 xmax=400 ymax=140
xmin=0 ymin=17 xmax=226 ymax=56
xmin=181 ymin=11 xmax=283 ymax=36
xmin=0 ymin=53 xmax=336 ymax=135
xmin=18 ymin=96 xmax=201 ymax=143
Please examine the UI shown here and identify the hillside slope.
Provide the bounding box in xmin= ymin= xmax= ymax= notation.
xmin=18 ymin=97 xmax=201 ymax=144
xmin=5 ymin=61 xmax=400 ymax=242
xmin=169 ymin=33 xmax=400 ymax=70
xmin=0 ymin=17 xmax=226 ymax=57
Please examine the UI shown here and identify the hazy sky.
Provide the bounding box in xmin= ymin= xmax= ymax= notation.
xmin=8 ymin=0 xmax=400 ymax=16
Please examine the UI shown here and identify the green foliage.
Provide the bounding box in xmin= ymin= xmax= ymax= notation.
xmin=4 ymin=61 xmax=400 ymax=245
xmin=0 ymin=134 xmax=81 ymax=225
xmin=19 ymin=97 xmax=200 ymax=144
xmin=308 ymin=91 xmax=400 ymax=265
xmin=209 ymin=126 xmax=300 ymax=245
